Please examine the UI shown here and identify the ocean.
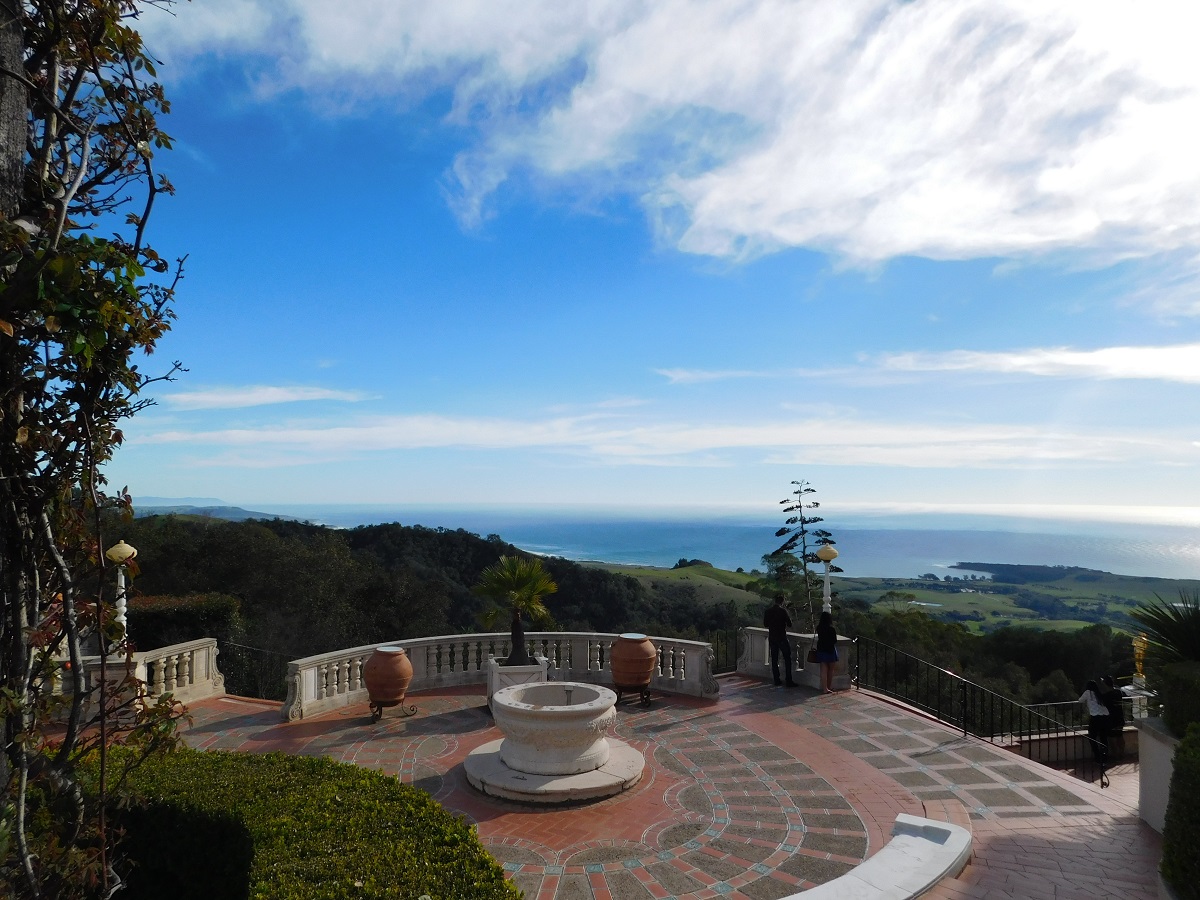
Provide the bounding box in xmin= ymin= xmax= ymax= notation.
xmin=238 ymin=504 xmax=1200 ymax=581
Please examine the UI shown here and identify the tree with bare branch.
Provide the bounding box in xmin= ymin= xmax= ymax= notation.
xmin=1 ymin=2 xmax=186 ymax=895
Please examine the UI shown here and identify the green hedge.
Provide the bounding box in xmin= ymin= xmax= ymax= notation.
xmin=1162 ymin=723 xmax=1200 ymax=898
xmin=127 ymin=592 xmax=242 ymax=650
xmin=106 ymin=749 xmax=519 ymax=900
xmin=1159 ymin=661 xmax=1200 ymax=738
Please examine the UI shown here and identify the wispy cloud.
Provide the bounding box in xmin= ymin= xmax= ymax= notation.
xmin=145 ymin=1 xmax=1200 ymax=309
xmin=137 ymin=412 xmax=1196 ymax=470
xmin=162 ymin=386 xmax=370 ymax=410
xmin=835 ymin=501 xmax=1200 ymax=528
xmin=877 ymin=343 xmax=1200 ymax=383
xmin=655 ymin=368 xmax=773 ymax=385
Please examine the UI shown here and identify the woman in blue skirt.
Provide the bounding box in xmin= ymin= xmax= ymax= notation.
xmin=815 ymin=611 xmax=839 ymax=693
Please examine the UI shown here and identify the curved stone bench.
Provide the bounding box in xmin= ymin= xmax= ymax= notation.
xmin=782 ymin=814 xmax=972 ymax=900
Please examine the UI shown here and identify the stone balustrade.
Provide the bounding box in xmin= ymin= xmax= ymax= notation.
xmin=75 ymin=637 xmax=225 ymax=710
xmin=739 ymin=626 xmax=853 ymax=691
xmin=282 ymin=631 xmax=720 ymax=721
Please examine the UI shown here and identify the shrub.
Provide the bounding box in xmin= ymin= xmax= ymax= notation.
xmin=127 ymin=593 xmax=243 ymax=649
xmin=1162 ymin=723 xmax=1200 ymax=898
xmin=1159 ymin=661 xmax=1200 ymax=738
xmin=102 ymin=749 xmax=519 ymax=900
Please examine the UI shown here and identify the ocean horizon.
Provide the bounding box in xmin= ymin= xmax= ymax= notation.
xmin=156 ymin=502 xmax=1200 ymax=582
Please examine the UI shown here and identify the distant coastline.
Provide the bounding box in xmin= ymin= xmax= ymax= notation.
xmin=133 ymin=501 xmax=1200 ymax=581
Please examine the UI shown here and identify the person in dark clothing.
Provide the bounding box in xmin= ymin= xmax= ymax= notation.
xmin=1100 ymin=674 xmax=1126 ymax=760
xmin=1079 ymin=679 xmax=1109 ymax=764
xmin=763 ymin=594 xmax=796 ymax=687
xmin=815 ymin=610 xmax=839 ymax=693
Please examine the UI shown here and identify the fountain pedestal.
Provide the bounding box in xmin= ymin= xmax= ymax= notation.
xmin=465 ymin=682 xmax=645 ymax=804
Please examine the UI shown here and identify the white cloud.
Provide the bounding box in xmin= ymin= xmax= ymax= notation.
xmin=136 ymin=411 xmax=1196 ymax=470
xmin=151 ymin=0 xmax=1200 ymax=308
xmin=162 ymin=386 xmax=370 ymax=410
xmin=655 ymin=368 xmax=773 ymax=384
xmin=836 ymin=501 xmax=1200 ymax=527
xmin=878 ymin=343 xmax=1200 ymax=383
xmin=138 ymin=0 xmax=275 ymax=56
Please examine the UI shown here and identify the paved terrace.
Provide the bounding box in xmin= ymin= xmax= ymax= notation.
xmin=184 ymin=675 xmax=1160 ymax=900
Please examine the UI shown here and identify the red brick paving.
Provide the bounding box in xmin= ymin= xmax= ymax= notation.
xmin=183 ymin=677 xmax=1162 ymax=899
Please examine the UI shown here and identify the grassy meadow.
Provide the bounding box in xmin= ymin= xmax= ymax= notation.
xmin=587 ymin=559 xmax=1200 ymax=634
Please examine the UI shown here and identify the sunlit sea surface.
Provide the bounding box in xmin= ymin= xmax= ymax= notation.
xmin=242 ymin=505 xmax=1200 ymax=581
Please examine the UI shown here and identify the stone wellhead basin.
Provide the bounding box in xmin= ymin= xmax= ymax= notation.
xmin=464 ymin=682 xmax=645 ymax=803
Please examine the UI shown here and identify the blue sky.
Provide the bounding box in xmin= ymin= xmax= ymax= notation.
xmin=108 ymin=0 xmax=1200 ymax=528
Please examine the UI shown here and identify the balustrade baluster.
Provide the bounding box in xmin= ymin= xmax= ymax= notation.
xmin=179 ymin=652 xmax=192 ymax=688
xmin=350 ymin=657 xmax=362 ymax=691
xmin=318 ymin=663 xmax=329 ymax=699
xmin=592 ymin=640 xmax=602 ymax=671
xmin=569 ymin=637 xmax=588 ymax=674
xmin=152 ymin=658 xmax=166 ymax=696
xmin=164 ymin=655 xmax=178 ymax=692
xmin=338 ymin=659 xmax=349 ymax=694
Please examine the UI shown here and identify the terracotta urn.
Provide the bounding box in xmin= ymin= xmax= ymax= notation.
xmin=363 ymin=645 xmax=413 ymax=705
xmin=610 ymin=633 xmax=657 ymax=690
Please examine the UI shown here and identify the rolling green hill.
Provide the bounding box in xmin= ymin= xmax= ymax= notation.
xmin=586 ymin=561 xmax=757 ymax=610
xmin=834 ymin=566 xmax=1200 ymax=634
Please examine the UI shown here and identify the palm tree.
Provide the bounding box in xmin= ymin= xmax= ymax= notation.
xmin=473 ymin=555 xmax=558 ymax=666
xmin=1131 ymin=589 xmax=1200 ymax=666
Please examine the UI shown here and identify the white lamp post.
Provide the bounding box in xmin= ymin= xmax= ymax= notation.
xmin=105 ymin=539 xmax=138 ymax=639
xmin=816 ymin=544 xmax=838 ymax=614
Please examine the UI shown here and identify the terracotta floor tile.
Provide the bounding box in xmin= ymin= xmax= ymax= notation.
xmin=181 ymin=676 xmax=1162 ymax=900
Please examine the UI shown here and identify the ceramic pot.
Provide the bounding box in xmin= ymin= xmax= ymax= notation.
xmin=610 ymin=633 xmax=657 ymax=689
xmin=363 ymin=646 xmax=413 ymax=704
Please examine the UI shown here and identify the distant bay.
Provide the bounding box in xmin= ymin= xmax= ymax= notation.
xmin=230 ymin=504 xmax=1200 ymax=581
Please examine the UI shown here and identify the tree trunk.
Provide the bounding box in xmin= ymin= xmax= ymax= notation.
xmin=0 ymin=0 xmax=23 ymax=219
xmin=505 ymin=612 xmax=530 ymax=666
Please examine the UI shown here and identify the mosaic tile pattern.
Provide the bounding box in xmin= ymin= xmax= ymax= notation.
xmin=184 ymin=673 xmax=1159 ymax=900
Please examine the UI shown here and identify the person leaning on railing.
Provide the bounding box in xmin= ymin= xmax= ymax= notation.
xmin=1100 ymin=675 xmax=1126 ymax=760
xmin=1079 ymin=679 xmax=1109 ymax=764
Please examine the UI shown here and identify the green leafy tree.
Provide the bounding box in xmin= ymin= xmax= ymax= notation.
xmin=763 ymin=480 xmax=840 ymax=630
xmin=473 ymin=555 xmax=557 ymax=666
xmin=1 ymin=1 xmax=185 ymax=895
xmin=878 ymin=591 xmax=917 ymax=613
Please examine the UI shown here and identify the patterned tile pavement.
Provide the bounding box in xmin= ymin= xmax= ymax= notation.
xmin=183 ymin=674 xmax=1162 ymax=899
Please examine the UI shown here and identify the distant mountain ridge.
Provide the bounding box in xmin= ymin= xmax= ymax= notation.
xmin=136 ymin=496 xmax=227 ymax=507
xmin=134 ymin=505 xmax=302 ymax=523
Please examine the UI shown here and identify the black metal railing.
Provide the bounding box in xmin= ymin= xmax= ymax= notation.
xmin=1026 ymin=697 xmax=1140 ymax=729
xmin=704 ymin=629 xmax=741 ymax=674
xmin=853 ymin=637 xmax=1114 ymax=785
xmin=217 ymin=640 xmax=291 ymax=701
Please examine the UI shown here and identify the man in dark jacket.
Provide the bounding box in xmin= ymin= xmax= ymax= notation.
xmin=764 ymin=594 xmax=796 ymax=687
xmin=1101 ymin=674 xmax=1127 ymax=759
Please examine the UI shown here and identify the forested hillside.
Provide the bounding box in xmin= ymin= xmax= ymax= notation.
xmin=122 ymin=515 xmax=1136 ymax=706
xmin=123 ymin=516 xmax=744 ymax=662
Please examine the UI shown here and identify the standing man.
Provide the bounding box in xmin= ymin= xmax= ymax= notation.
xmin=764 ymin=594 xmax=797 ymax=687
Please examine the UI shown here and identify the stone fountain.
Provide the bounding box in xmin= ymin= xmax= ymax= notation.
xmin=464 ymin=682 xmax=645 ymax=803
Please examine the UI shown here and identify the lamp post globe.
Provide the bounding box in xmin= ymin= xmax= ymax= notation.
xmin=105 ymin=539 xmax=137 ymax=566
xmin=105 ymin=540 xmax=138 ymax=636
xmin=816 ymin=545 xmax=838 ymax=614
